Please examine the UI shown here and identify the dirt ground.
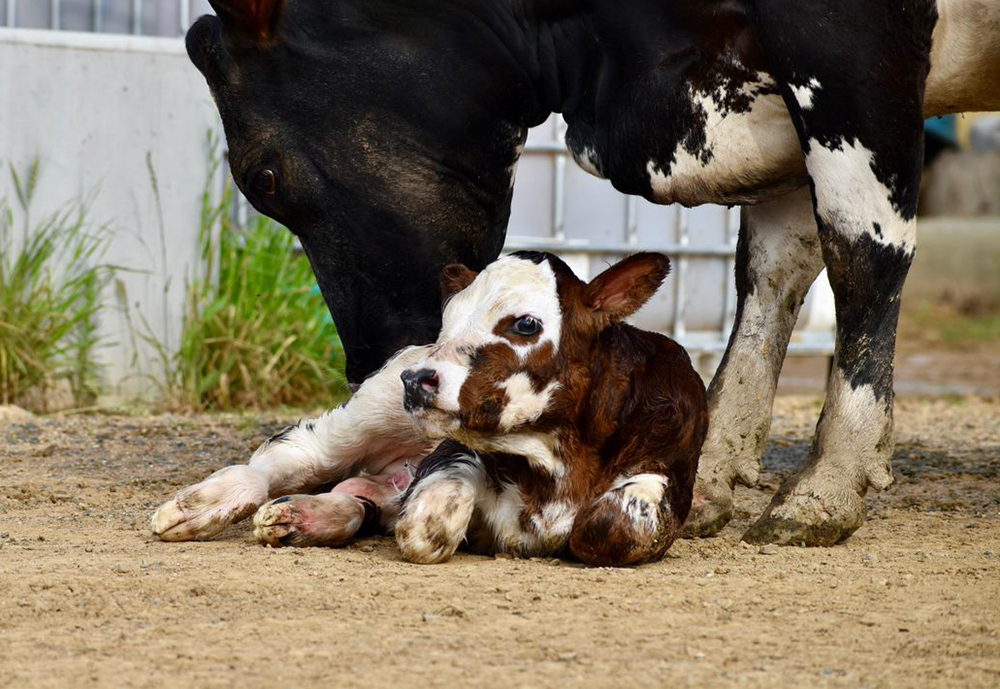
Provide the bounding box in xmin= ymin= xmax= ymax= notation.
xmin=1 ymin=394 xmax=998 ymax=688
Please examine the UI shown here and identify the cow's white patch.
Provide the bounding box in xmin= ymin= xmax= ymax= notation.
xmin=604 ymin=473 xmax=669 ymax=531
xmin=804 ymin=137 xmax=916 ymax=254
xmin=811 ymin=369 xmax=894 ymax=493
xmin=789 ymin=78 xmax=822 ymax=110
xmin=571 ymin=146 xmax=602 ymax=177
xmin=646 ymin=71 xmax=804 ymax=206
xmin=497 ymin=373 xmax=559 ymax=431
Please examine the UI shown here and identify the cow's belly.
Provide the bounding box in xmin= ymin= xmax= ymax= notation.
xmin=642 ymin=90 xmax=806 ymax=207
xmin=926 ymin=0 xmax=1000 ymax=115
xmin=567 ymin=74 xmax=808 ymax=208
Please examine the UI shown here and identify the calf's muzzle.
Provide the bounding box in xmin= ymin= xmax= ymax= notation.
xmin=401 ymin=368 xmax=440 ymax=411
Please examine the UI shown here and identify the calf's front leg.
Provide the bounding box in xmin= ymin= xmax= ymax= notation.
xmin=151 ymin=346 xmax=434 ymax=542
xmin=395 ymin=445 xmax=483 ymax=564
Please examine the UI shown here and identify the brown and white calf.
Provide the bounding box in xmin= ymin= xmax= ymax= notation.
xmin=151 ymin=252 xmax=707 ymax=566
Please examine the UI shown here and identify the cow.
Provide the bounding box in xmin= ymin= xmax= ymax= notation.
xmin=153 ymin=252 xmax=708 ymax=566
xmin=169 ymin=0 xmax=1000 ymax=546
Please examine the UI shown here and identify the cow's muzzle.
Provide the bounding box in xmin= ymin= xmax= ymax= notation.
xmin=401 ymin=368 xmax=440 ymax=411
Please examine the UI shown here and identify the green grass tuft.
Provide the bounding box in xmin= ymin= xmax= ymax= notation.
xmin=0 ymin=163 xmax=112 ymax=411
xmin=151 ymin=144 xmax=349 ymax=411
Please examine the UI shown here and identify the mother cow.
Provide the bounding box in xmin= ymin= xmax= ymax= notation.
xmin=188 ymin=0 xmax=999 ymax=545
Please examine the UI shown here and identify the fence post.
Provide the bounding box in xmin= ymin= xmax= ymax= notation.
xmin=6 ymin=0 xmax=17 ymax=28
xmin=179 ymin=0 xmax=189 ymax=35
xmin=131 ymin=0 xmax=141 ymax=34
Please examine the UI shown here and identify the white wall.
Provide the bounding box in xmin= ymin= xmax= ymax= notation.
xmin=0 ymin=28 xmax=223 ymax=401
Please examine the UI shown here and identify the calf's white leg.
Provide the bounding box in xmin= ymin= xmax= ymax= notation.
xmin=151 ymin=346 xmax=434 ymax=541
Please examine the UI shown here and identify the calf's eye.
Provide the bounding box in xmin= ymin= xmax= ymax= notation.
xmin=511 ymin=316 xmax=542 ymax=337
xmin=251 ymin=168 xmax=278 ymax=196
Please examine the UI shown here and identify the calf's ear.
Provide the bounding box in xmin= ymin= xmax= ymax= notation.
xmin=582 ymin=253 xmax=671 ymax=323
xmin=208 ymin=0 xmax=287 ymax=41
xmin=440 ymin=264 xmax=478 ymax=302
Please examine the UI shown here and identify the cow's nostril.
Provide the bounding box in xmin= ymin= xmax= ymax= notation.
xmin=420 ymin=373 xmax=440 ymax=393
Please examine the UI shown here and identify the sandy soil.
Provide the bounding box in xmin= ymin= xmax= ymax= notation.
xmin=1 ymin=396 xmax=998 ymax=688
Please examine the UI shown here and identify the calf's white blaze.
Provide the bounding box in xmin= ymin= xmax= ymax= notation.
xmin=407 ymin=254 xmax=563 ymax=419
xmin=804 ymin=137 xmax=916 ymax=254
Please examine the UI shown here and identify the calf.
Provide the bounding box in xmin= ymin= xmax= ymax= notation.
xmin=395 ymin=251 xmax=706 ymax=565
xmin=151 ymin=252 xmax=707 ymax=566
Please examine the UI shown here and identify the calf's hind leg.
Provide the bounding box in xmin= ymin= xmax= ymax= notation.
xmin=570 ymin=473 xmax=680 ymax=567
xmin=684 ymin=187 xmax=824 ymax=537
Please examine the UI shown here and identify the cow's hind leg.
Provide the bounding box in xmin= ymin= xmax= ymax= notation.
xmin=570 ymin=473 xmax=681 ymax=566
xmin=745 ymin=0 xmax=933 ymax=545
xmin=684 ymin=187 xmax=823 ymax=537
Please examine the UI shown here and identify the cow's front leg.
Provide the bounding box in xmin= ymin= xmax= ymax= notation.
xmin=395 ymin=443 xmax=483 ymax=564
xmin=151 ymin=346 xmax=434 ymax=541
xmin=742 ymin=12 xmax=927 ymax=543
xmin=684 ymin=188 xmax=824 ymax=537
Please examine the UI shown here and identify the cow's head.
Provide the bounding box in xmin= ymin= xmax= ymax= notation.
xmin=401 ymin=252 xmax=671 ymax=439
xmin=188 ymin=0 xmax=535 ymax=383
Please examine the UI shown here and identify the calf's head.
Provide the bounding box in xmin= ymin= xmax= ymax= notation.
xmin=402 ymin=252 xmax=671 ymax=438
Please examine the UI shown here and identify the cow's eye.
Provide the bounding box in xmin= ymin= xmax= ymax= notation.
xmin=251 ymin=168 xmax=278 ymax=196
xmin=511 ymin=316 xmax=542 ymax=337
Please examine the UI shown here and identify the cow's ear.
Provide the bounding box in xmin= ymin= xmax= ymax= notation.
xmin=208 ymin=0 xmax=287 ymax=41
xmin=581 ymin=253 xmax=671 ymax=323
xmin=441 ymin=264 xmax=478 ymax=302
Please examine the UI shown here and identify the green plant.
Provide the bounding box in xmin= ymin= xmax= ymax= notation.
xmin=150 ymin=146 xmax=348 ymax=410
xmin=0 ymin=161 xmax=113 ymax=411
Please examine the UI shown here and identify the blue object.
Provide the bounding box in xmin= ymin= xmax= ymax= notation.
xmin=925 ymin=115 xmax=957 ymax=146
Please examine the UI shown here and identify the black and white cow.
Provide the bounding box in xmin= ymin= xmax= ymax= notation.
xmin=167 ymin=0 xmax=1000 ymax=546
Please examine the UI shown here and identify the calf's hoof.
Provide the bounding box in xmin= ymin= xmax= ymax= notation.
xmin=253 ymin=493 xmax=366 ymax=548
xmin=151 ymin=465 xmax=268 ymax=541
xmin=742 ymin=476 xmax=865 ymax=547
xmin=680 ymin=479 xmax=734 ymax=538
xmin=395 ymin=479 xmax=475 ymax=564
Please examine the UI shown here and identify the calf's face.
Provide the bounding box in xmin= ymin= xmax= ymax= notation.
xmin=402 ymin=252 xmax=671 ymax=438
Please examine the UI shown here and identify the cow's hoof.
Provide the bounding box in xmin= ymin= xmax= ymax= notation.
xmin=396 ymin=479 xmax=475 ymax=564
xmin=742 ymin=479 xmax=865 ymax=547
xmin=253 ymin=493 xmax=365 ymax=548
xmin=151 ymin=465 xmax=268 ymax=541
xmin=681 ymin=479 xmax=734 ymax=538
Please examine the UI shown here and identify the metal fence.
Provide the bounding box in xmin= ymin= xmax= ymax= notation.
xmin=1 ymin=0 xmax=208 ymax=35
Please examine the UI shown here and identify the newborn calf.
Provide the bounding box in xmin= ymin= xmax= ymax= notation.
xmin=151 ymin=252 xmax=707 ymax=566
xmin=395 ymin=252 xmax=707 ymax=565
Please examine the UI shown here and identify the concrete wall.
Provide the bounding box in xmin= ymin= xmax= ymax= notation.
xmin=0 ymin=28 xmax=222 ymax=401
